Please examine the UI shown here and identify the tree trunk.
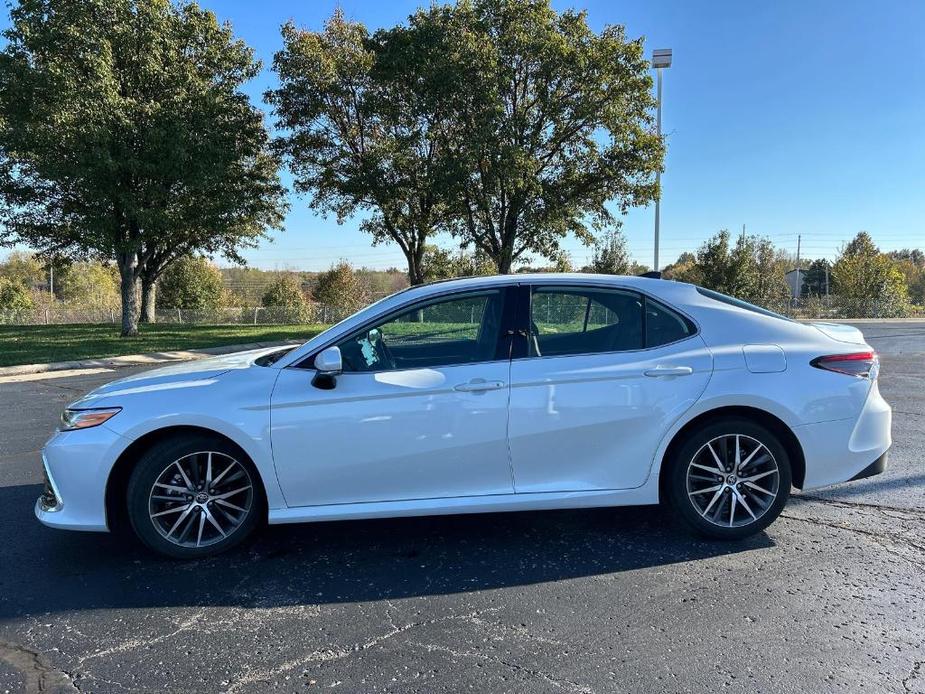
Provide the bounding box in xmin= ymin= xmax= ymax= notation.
xmin=406 ymin=246 xmax=426 ymax=286
xmin=118 ymin=254 xmax=140 ymax=337
xmin=139 ymin=274 xmax=156 ymax=324
xmin=497 ymin=243 xmax=515 ymax=274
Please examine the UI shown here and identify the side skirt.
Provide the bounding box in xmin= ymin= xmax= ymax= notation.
xmin=268 ymin=481 xmax=661 ymax=526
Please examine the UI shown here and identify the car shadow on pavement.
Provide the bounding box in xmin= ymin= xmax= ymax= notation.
xmin=0 ymin=482 xmax=774 ymax=620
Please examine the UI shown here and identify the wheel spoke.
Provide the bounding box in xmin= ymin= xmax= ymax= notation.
xmin=154 ymin=482 xmax=189 ymax=495
xmin=204 ymin=507 xmax=227 ymax=538
xmin=691 ymin=462 xmax=724 ymax=476
xmin=213 ymin=485 xmax=251 ymax=500
xmin=735 ymin=491 xmax=757 ymax=520
xmin=744 ymin=481 xmax=775 ymax=497
xmin=196 ymin=512 xmax=207 ymax=547
xmin=165 ymin=504 xmax=195 ymax=538
xmin=173 ymin=461 xmax=194 ymax=490
xmin=742 ymin=469 xmax=777 ymax=483
xmin=728 ymin=492 xmax=737 ymax=527
xmin=151 ymin=504 xmax=191 ymax=518
xmin=702 ymin=487 xmax=724 ymax=515
xmin=211 ymin=461 xmax=235 ymax=487
xmin=216 ymin=498 xmax=247 ymax=513
xmin=689 ymin=484 xmax=723 ymax=497
xmin=205 ymin=452 xmax=213 ymax=487
xmin=706 ymin=442 xmax=725 ymax=470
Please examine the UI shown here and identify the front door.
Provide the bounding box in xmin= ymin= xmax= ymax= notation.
xmin=508 ymin=285 xmax=713 ymax=492
xmin=271 ymin=288 xmax=515 ymax=507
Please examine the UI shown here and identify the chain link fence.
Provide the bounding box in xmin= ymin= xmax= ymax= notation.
xmin=0 ymin=303 xmax=364 ymax=326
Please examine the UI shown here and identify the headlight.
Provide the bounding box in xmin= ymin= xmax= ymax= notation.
xmin=60 ymin=407 xmax=122 ymax=431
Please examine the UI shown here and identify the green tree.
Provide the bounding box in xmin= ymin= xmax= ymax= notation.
xmin=689 ymin=230 xmax=790 ymax=312
xmin=0 ymin=250 xmax=45 ymax=288
xmin=0 ymin=276 xmax=34 ymax=311
xmin=261 ymin=274 xmax=310 ymax=322
xmin=268 ymin=10 xmax=458 ymax=285
xmin=421 ymin=245 xmax=496 ymax=282
xmin=661 ymin=251 xmax=696 ymax=282
xmin=400 ymin=0 xmax=662 ymax=273
xmin=56 ymin=261 xmax=120 ymax=309
xmin=156 ymin=255 xmax=227 ymax=311
xmin=588 ymin=229 xmax=633 ymax=275
xmin=832 ymin=232 xmax=909 ymax=317
xmin=801 ymin=258 xmax=831 ymax=297
xmin=887 ymin=249 xmax=925 ymax=305
xmin=311 ymin=261 xmax=368 ymax=319
xmin=0 ymin=0 xmax=287 ymax=336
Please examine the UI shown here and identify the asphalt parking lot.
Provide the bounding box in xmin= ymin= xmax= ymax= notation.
xmin=1 ymin=321 xmax=923 ymax=693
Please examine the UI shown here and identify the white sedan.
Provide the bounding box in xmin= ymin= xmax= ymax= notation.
xmin=36 ymin=274 xmax=892 ymax=558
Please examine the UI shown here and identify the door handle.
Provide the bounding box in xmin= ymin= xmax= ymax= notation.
xmin=454 ymin=379 xmax=506 ymax=392
xmin=643 ymin=365 xmax=694 ymax=377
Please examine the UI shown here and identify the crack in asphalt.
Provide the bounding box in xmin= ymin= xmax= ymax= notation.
xmin=793 ymin=494 xmax=925 ymax=519
xmin=223 ymin=607 xmax=504 ymax=693
xmin=905 ymin=659 xmax=924 ymax=693
xmin=0 ymin=641 xmax=80 ymax=693
xmin=407 ymin=640 xmax=594 ymax=693
xmin=781 ymin=513 xmax=925 ymax=572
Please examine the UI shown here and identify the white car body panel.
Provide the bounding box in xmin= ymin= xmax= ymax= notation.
xmin=270 ymin=361 xmax=514 ymax=507
xmin=35 ymin=274 xmax=892 ymax=536
xmin=508 ymin=336 xmax=713 ymax=492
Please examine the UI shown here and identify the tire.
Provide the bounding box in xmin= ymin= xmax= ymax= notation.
xmin=126 ymin=433 xmax=265 ymax=559
xmin=665 ymin=417 xmax=792 ymax=540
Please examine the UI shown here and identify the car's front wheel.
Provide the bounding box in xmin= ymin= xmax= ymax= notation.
xmin=126 ymin=434 xmax=264 ymax=558
xmin=666 ymin=418 xmax=792 ymax=540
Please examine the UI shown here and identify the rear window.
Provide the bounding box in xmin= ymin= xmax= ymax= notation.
xmin=695 ymin=287 xmax=791 ymax=322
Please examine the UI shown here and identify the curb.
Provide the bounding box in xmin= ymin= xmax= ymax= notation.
xmin=0 ymin=340 xmax=303 ymax=378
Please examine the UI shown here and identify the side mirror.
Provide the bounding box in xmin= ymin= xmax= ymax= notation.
xmin=312 ymin=346 xmax=342 ymax=390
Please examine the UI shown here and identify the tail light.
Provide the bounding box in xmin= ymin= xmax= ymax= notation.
xmin=810 ymin=351 xmax=878 ymax=379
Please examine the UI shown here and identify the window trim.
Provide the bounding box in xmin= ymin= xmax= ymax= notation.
xmin=291 ymin=286 xmax=516 ymax=373
xmin=517 ymin=284 xmax=699 ymax=361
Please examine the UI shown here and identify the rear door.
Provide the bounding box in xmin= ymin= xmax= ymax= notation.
xmin=508 ymin=284 xmax=713 ymax=492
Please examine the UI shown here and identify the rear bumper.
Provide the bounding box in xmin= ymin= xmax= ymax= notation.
xmin=848 ymin=449 xmax=888 ymax=482
xmin=794 ymin=380 xmax=892 ymax=490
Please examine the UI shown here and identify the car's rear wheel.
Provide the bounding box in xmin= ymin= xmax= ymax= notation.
xmin=666 ymin=418 xmax=791 ymax=540
xmin=126 ymin=434 xmax=264 ymax=559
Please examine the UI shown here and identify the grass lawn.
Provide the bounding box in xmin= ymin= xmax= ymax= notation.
xmin=0 ymin=323 xmax=328 ymax=367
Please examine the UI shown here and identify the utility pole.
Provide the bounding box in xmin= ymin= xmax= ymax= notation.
xmin=825 ymin=262 xmax=830 ymax=299
xmin=794 ymin=234 xmax=802 ymax=305
xmin=651 ymin=49 xmax=672 ymax=272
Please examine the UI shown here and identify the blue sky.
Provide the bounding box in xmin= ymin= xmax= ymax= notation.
xmin=5 ymin=0 xmax=925 ymax=270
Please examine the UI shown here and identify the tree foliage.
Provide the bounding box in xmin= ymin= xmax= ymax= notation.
xmin=261 ymin=274 xmax=311 ymax=322
xmin=587 ymin=229 xmax=635 ymax=275
xmin=421 ymin=246 xmax=496 ymax=282
xmin=0 ymin=0 xmax=286 ymax=336
xmin=0 ymin=276 xmax=34 ymax=311
xmin=399 ymin=0 xmax=662 ymax=273
xmin=801 ymin=258 xmax=831 ymax=297
xmin=156 ymin=255 xmax=227 ymax=311
xmin=268 ymin=11 xmax=457 ymax=285
xmin=685 ymin=230 xmax=790 ymax=312
xmin=832 ymin=232 xmax=909 ymax=317
xmin=57 ymin=261 xmax=120 ymax=309
xmin=311 ymin=260 xmax=368 ymax=319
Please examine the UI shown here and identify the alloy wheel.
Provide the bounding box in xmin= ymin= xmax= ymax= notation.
xmin=685 ymin=434 xmax=780 ymax=528
xmin=147 ymin=451 xmax=254 ymax=548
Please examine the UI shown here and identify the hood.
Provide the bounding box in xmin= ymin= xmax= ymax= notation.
xmin=810 ymin=322 xmax=868 ymax=346
xmin=69 ymin=347 xmax=282 ymax=407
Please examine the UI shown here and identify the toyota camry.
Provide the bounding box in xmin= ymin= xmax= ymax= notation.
xmin=36 ymin=274 xmax=891 ymax=558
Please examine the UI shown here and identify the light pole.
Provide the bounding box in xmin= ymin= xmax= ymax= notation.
xmin=652 ymin=48 xmax=672 ymax=272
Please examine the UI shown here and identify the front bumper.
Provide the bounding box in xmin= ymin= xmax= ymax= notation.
xmin=34 ymin=425 xmax=124 ymax=532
